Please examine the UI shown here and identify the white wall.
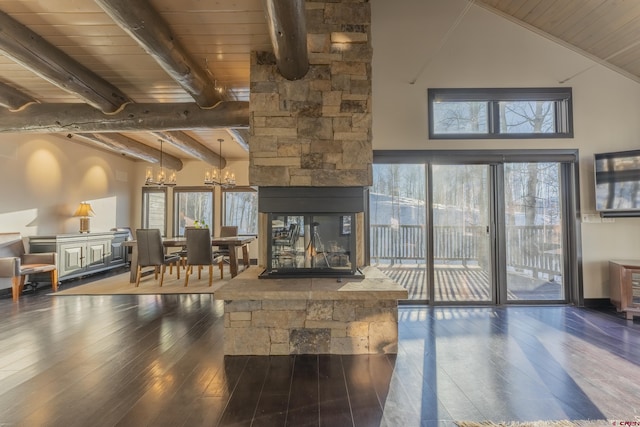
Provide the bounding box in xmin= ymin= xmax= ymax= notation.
xmin=0 ymin=133 xmax=135 ymax=236
xmin=371 ymin=0 xmax=640 ymax=299
xmin=0 ymin=132 xmax=259 ymax=260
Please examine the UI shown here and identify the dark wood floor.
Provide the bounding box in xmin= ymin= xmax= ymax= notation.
xmin=1 ymin=280 xmax=640 ymax=426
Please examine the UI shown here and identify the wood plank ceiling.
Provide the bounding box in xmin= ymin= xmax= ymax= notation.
xmin=0 ymin=0 xmax=271 ymax=164
xmin=476 ymin=0 xmax=640 ymax=83
xmin=1 ymin=0 xmax=640 ymax=164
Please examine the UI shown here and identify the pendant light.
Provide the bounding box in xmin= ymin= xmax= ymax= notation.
xmin=145 ymin=139 xmax=177 ymax=186
xmin=204 ymin=138 xmax=235 ymax=188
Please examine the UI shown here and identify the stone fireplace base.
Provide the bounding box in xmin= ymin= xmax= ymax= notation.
xmin=214 ymin=266 xmax=408 ymax=355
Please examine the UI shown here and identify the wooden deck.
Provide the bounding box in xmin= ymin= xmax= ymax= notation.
xmin=376 ymin=263 xmax=561 ymax=302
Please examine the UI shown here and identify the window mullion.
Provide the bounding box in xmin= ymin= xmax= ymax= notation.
xmin=490 ymin=101 xmax=500 ymax=135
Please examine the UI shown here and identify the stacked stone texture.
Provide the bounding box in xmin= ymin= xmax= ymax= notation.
xmin=223 ymin=299 xmax=398 ymax=355
xmin=249 ymin=1 xmax=373 ymax=187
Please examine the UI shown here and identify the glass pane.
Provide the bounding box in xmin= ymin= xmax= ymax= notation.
xmin=370 ymin=164 xmax=426 ymax=300
xmin=499 ymin=100 xmax=555 ymax=133
xmin=432 ymin=165 xmax=492 ymax=302
xmin=142 ymin=190 xmax=166 ymax=235
xmin=175 ymin=190 xmax=213 ymax=236
xmin=224 ymin=191 xmax=258 ymax=234
xmin=270 ymin=214 xmax=355 ymax=273
xmin=271 ymin=215 xmax=304 ymax=269
xmin=432 ymin=101 xmax=488 ymax=134
xmin=505 ymin=162 xmax=564 ymax=301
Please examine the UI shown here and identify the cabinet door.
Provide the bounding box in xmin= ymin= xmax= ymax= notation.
xmin=110 ymin=239 xmax=127 ymax=266
xmin=86 ymin=239 xmax=110 ymax=271
xmin=59 ymin=242 xmax=85 ymax=278
xmin=109 ymin=232 xmax=128 ymax=266
xmin=632 ymin=271 xmax=640 ymax=307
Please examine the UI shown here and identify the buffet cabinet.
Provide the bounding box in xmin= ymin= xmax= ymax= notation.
xmin=29 ymin=231 xmax=129 ymax=282
xmin=609 ymin=260 xmax=640 ymax=320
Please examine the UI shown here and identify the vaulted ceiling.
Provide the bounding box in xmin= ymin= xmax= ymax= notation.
xmin=475 ymin=0 xmax=640 ymax=84
xmin=1 ymin=0 xmax=640 ymax=165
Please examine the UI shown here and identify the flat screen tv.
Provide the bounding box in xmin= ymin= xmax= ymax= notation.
xmin=594 ymin=149 xmax=640 ymax=214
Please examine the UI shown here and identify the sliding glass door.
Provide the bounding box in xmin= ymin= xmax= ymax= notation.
xmin=503 ymin=162 xmax=565 ymax=301
xmin=432 ymin=165 xmax=493 ymax=303
xmin=370 ymin=152 xmax=576 ymax=305
xmin=370 ymin=165 xmax=427 ymax=300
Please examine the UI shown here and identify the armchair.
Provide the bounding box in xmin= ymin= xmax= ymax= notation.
xmin=0 ymin=233 xmax=58 ymax=302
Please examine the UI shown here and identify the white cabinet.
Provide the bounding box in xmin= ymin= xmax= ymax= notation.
xmin=29 ymin=232 xmax=128 ymax=282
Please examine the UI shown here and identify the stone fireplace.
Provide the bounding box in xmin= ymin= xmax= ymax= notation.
xmin=249 ymin=0 xmax=374 ymax=274
xmin=213 ymin=0 xmax=407 ymax=356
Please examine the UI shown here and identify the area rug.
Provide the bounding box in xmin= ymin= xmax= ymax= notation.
xmin=455 ymin=421 xmax=611 ymax=427
xmin=52 ymin=268 xmax=234 ymax=296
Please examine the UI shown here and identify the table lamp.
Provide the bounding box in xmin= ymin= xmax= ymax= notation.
xmin=73 ymin=202 xmax=95 ymax=233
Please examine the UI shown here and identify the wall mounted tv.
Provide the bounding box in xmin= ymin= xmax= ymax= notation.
xmin=594 ymin=149 xmax=640 ymax=216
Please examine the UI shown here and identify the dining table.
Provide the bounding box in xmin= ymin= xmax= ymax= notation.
xmin=123 ymin=235 xmax=256 ymax=283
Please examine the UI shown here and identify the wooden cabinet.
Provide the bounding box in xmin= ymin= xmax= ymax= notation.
xmin=29 ymin=232 xmax=129 ymax=282
xmin=609 ymin=260 xmax=640 ymax=320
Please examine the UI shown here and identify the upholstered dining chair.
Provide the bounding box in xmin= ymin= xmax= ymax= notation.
xmin=214 ymin=225 xmax=238 ymax=264
xmin=135 ymin=228 xmax=180 ymax=287
xmin=184 ymin=228 xmax=224 ymax=287
xmin=170 ymin=226 xmax=196 ymax=270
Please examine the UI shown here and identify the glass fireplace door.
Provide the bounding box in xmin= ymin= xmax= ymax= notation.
xmin=267 ymin=213 xmax=356 ymax=276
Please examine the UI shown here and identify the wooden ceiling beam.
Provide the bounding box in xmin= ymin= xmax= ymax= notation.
xmin=228 ymin=129 xmax=250 ymax=152
xmin=264 ymin=0 xmax=309 ymax=80
xmin=71 ymin=133 xmax=184 ymax=171
xmin=152 ymin=131 xmax=226 ymax=168
xmin=0 ymin=101 xmax=249 ymax=134
xmin=0 ymin=81 xmax=190 ymax=166
xmin=0 ymin=81 xmax=38 ymax=111
xmin=0 ymin=10 xmax=130 ymax=114
xmin=95 ymin=0 xmax=223 ymax=107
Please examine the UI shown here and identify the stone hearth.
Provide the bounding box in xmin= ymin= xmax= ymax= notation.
xmin=215 ymin=267 xmax=407 ymax=355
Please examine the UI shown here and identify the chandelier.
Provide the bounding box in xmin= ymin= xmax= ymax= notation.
xmin=145 ymin=139 xmax=176 ymax=186
xmin=204 ymin=138 xmax=235 ymax=188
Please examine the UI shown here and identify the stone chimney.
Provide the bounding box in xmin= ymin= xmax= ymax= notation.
xmin=249 ymin=0 xmax=372 ymax=187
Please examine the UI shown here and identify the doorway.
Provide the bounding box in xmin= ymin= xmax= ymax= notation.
xmin=369 ymin=150 xmax=580 ymax=305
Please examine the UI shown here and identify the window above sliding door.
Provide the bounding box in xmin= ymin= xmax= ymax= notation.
xmin=428 ymin=88 xmax=573 ymax=139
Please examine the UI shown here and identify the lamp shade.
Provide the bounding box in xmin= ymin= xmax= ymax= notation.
xmin=73 ymin=202 xmax=95 ymax=217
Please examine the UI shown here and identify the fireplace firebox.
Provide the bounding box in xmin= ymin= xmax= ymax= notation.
xmin=259 ymin=187 xmax=367 ymax=278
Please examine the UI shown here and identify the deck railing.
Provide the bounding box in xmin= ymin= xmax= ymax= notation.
xmin=370 ymin=224 xmax=562 ymax=279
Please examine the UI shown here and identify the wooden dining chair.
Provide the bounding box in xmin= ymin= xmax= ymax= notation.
xmin=135 ymin=228 xmax=180 ymax=287
xmin=184 ymin=228 xmax=224 ymax=287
